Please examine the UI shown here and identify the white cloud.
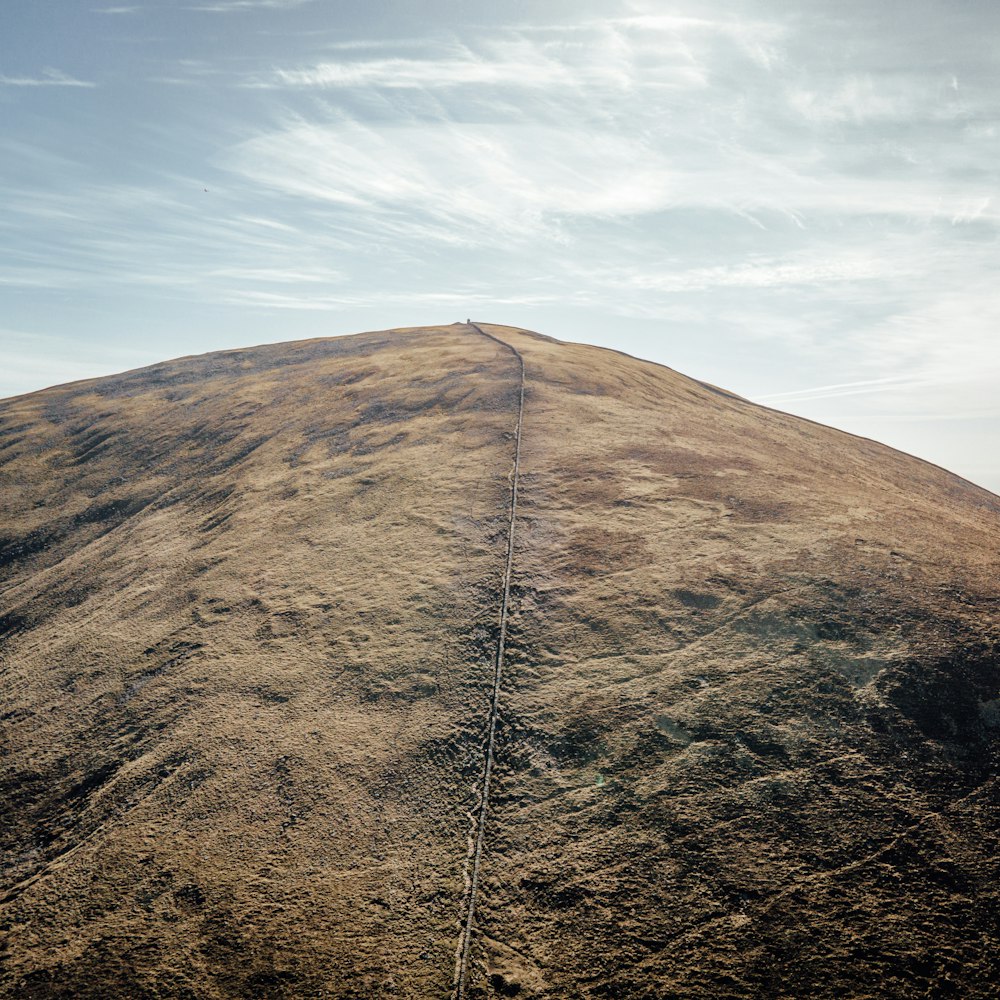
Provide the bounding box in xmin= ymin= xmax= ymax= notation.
xmin=188 ymin=0 xmax=313 ymax=11
xmin=755 ymin=376 xmax=930 ymax=404
xmin=788 ymin=73 xmax=967 ymax=123
xmin=220 ymin=288 xmax=556 ymax=311
xmin=615 ymin=253 xmax=907 ymax=293
xmin=208 ymin=265 xmax=344 ymax=284
xmin=253 ymin=24 xmax=721 ymax=92
xmin=223 ymin=116 xmax=1000 ymax=252
xmin=0 ymin=69 xmax=96 ymax=88
xmin=853 ymin=279 xmax=1000 ymax=392
xmin=950 ymin=195 xmax=993 ymax=225
xmin=203 ymin=14 xmax=997 ymax=251
xmin=226 ymin=123 xmax=678 ymax=239
xmin=265 ymin=55 xmax=588 ymax=90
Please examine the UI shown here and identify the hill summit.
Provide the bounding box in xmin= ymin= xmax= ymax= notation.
xmin=1 ymin=323 xmax=998 ymax=999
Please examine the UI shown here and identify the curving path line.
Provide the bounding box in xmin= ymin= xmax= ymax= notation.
xmin=453 ymin=323 xmax=526 ymax=1000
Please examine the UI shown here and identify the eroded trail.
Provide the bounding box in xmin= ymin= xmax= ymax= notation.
xmin=453 ymin=324 xmax=526 ymax=1000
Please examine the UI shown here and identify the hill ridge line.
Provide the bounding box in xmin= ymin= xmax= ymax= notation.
xmin=453 ymin=322 xmax=526 ymax=1000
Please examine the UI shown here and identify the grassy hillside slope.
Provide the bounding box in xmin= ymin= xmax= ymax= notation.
xmin=1 ymin=323 xmax=998 ymax=999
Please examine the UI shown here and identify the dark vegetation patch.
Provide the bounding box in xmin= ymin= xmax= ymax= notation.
xmin=2 ymin=740 xmax=208 ymax=907
xmin=0 ymin=527 xmax=57 ymax=572
xmin=519 ymin=874 xmax=595 ymax=909
xmin=67 ymin=426 xmax=120 ymax=465
xmin=675 ymin=588 xmax=721 ymax=610
xmin=814 ymin=618 xmax=858 ymax=641
xmin=191 ymin=484 xmax=237 ymax=536
xmin=249 ymin=685 xmax=291 ymax=705
xmin=563 ymin=526 xmax=649 ymax=576
xmin=0 ymin=429 xmax=29 ymax=461
xmin=197 ymin=509 xmax=233 ymax=534
xmin=0 ymin=611 xmax=31 ymax=642
xmin=548 ymin=717 xmax=606 ymax=765
xmin=0 ymin=420 xmax=32 ymax=437
xmin=173 ymin=881 xmax=205 ymax=913
xmin=118 ymin=640 xmax=204 ymax=705
xmin=653 ymin=715 xmax=694 ymax=744
xmin=75 ymin=495 xmax=151 ymax=526
xmin=208 ymin=434 xmax=271 ymax=472
xmin=361 ymin=671 xmax=441 ymax=702
xmin=722 ymin=494 xmax=792 ymax=522
xmin=318 ymin=367 xmax=379 ymax=387
xmin=875 ymin=640 xmax=1000 ymax=763
xmin=488 ymin=973 xmax=522 ymax=997
xmin=419 ymin=720 xmax=487 ymax=787
xmin=60 ymin=760 xmax=123 ymax=805
xmin=0 ymin=492 xmax=155 ymax=584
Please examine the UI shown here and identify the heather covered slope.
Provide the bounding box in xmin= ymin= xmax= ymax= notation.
xmin=1 ymin=324 xmax=999 ymax=999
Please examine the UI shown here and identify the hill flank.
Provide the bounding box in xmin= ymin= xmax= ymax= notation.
xmin=1 ymin=323 xmax=998 ymax=999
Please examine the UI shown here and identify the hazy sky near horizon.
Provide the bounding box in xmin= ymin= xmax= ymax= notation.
xmin=2 ymin=0 xmax=999 ymax=491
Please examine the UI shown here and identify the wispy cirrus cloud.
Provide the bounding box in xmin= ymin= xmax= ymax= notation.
xmin=0 ymin=69 xmax=96 ymax=88
xmin=614 ymin=253 xmax=908 ymax=293
xmin=187 ymin=0 xmax=314 ymax=12
xmin=788 ymin=72 xmax=969 ymax=124
xmin=0 ymin=162 xmax=361 ymax=305
xmin=222 ymin=116 xmax=1000 ymax=250
xmin=146 ymin=58 xmax=226 ymax=86
xmin=260 ymin=54 xmax=606 ymax=90
xmin=251 ymin=33 xmax=689 ymax=91
xmin=250 ymin=17 xmax=765 ymax=92
xmin=755 ymin=376 xmax=930 ymax=404
xmin=220 ymin=287 xmax=556 ymax=311
xmin=225 ymin=123 xmax=678 ymax=241
xmin=218 ymin=6 xmax=998 ymax=249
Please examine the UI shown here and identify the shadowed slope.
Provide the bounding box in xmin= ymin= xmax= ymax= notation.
xmin=1 ymin=324 xmax=999 ymax=999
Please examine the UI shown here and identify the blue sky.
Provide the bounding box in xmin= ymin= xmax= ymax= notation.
xmin=2 ymin=0 xmax=999 ymax=491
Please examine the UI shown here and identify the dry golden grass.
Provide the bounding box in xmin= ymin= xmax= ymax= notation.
xmin=1 ymin=323 xmax=998 ymax=998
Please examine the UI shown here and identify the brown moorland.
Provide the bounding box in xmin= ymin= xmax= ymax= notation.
xmin=1 ymin=323 xmax=998 ymax=999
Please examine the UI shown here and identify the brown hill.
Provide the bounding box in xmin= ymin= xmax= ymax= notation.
xmin=1 ymin=323 xmax=998 ymax=999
